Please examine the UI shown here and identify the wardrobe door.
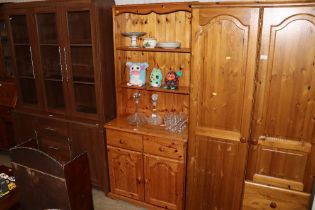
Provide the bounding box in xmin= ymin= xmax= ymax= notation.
xmin=247 ymin=7 xmax=315 ymax=193
xmin=186 ymin=8 xmax=259 ymax=210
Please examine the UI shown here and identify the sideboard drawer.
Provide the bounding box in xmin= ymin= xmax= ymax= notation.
xmin=106 ymin=129 xmax=143 ymax=152
xmin=37 ymin=118 xmax=67 ymax=137
xmin=242 ymin=181 xmax=310 ymax=210
xmin=143 ymin=136 xmax=185 ymax=160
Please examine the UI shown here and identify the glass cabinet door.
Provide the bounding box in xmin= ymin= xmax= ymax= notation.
xmin=0 ymin=21 xmax=13 ymax=78
xmin=36 ymin=12 xmax=66 ymax=111
xmin=10 ymin=14 xmax=38 ymax=105
xmin=66 ymin=10 xmax=97 ymax=115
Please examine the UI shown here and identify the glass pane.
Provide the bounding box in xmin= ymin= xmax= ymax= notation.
xmin=40 ymin=45 xmax=62 ymax=79
xmin=20 ymin=78 xmax=37 ymax=104
xmin=74 ymin=83 xmax=96 ymax=114
xmin=0 ymin=21 xmax=13 ymax=77
xmin=68 ymin=11 xmax=91 ymax=44
xmin=10 ymin=15 xmax=29 ymax=44
xmin=45 ymin=80 xmax=65 ymax=109
xmin=71 ymin=46 xmax=94 ymax=82
xmin=15 ymin=45 xmax=33 ymax=77
xmin=36 ymin=13 xmax=58 ymax=44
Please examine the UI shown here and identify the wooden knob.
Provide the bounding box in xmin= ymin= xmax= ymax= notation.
xmin=251 ymin=139 xmax=258 ymax=145
xmin=270 ymin=201 xmax=277 ymax=208
xmin=137 ymin=176 xmax=141 ymax=184
xmin=119 ymin=139 xmax=125 ymax=144
xmin=240 ymin=137 xmax=247 ymax=143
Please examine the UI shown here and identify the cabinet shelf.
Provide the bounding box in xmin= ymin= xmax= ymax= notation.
xmin=19 ymin=75 xmax=35 ymax=79
xmin=120 ymin=83 xmax=190 ymax=95
xmin=117 ymin=46 xmax=191 ymax=53
xmin=105 ymin=117 xmax=188 ymax=142
xmin=70 ymin=44 xmax=92 ymax=47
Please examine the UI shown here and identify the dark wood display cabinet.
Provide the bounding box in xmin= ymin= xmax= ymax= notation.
xmin=3 ymin=0 xmax=115 ymax=191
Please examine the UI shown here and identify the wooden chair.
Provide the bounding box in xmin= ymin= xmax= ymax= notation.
xmin=10 ymin=139 xmax=94 ymax=210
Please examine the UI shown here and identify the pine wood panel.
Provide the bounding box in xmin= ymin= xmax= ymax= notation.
xmin=247 ymin=6 xmax=315 ymax=192
xmin=242 ymin=181 xmax=310 ymax=210
xmin=107 ymin=146 xmax=145 ymax=201
xmin=144 ymin=154 xmax=184 ymax=210
xmin=186 ymin=7 xmax=259 ymax=210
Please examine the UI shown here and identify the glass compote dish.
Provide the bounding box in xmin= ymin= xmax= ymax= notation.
xmin=147 ymin=94 xmax=162 ymax=125
xmin=122 ymin=32 xmax=146 ymax=48
xmin=127 ymin=92 xmax=146 ymax=127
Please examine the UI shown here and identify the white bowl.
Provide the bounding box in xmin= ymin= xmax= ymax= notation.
xmin=156 ymin=41 xmax=181 ymax=49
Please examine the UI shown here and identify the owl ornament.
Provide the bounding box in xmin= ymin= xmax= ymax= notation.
xmin=150 ymin=68 xmax=163 ymax=88
xmin=126 ymin=62 xmax=149 ymax=87
xmin=164 ymin=69 xmax=183 ymax=90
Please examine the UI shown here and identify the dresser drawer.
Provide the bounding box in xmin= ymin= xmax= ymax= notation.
xmin=143 ymin=136 xmax=185 ymax=160
xmin=242 ymin=181 xmax=310 ymax=210
xmin=37 ymin=118 xmax=67 ymax=137
xmin=106 ymin=129 xmax=143 ymax=152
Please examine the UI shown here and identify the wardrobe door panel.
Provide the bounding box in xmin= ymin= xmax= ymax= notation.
xmin=247 ymin=7 xmax=315 ymax=193
xmin=187 ymin=8 xmax=259 ymax=210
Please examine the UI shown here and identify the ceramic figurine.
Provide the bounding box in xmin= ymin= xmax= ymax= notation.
xmin=164 ymin=69 xmax=183 ymax=90
xmin=150 ymin=68 xmax=163 ymax=88
xmin=126 ymin=62 xmax=149 ymax=87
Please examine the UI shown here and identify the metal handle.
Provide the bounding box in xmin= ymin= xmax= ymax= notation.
xmin=48 ymin=145 xmax=59 ymax=151
xmin=63 ymin=47 xmax=68 ymax=82
xmin=44 ymin=127 xmax=57 ymax=132
xmin=58 ymin=46 xmax=64 ymax=81
xmin=29 ymin=46 xmax=35 ymax=78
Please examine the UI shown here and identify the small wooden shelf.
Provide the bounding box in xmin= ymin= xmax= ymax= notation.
xmin=105 ymin=117 xmax=188 ymax=142
xmin=117 ymin=46 xmax=191 ymax=53
xmin=120 ymin=83 xmax=190 ymax=95
xmin=14 ymin=43 xmax=30 ymax=46
xmin=45 ymin=78 xmax=62 ymax=82
xmin=73 ymin=81 xmax=95 ymax=85
xmin=39 ymin=43 xmax=59 ymax=46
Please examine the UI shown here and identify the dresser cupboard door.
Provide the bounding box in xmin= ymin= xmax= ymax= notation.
xmin=246 ymin=7 xmax=315 ymax=193
xmin=34 ymin=8 xmax=68 ymax=114
xmin=8 ymin=11 xmax=42 ymax=109
xmin=107 ymin=146 xmax=144 ymax=201
xmin=144 ymin=155 xmax=184 ymax=210
xmin=186 ymin=8 xmax=259 ymax=210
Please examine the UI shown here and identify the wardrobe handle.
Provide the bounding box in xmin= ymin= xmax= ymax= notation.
xmin=251 ymin=139 xmax=258 ymax=145
xmin=29 ymin=46 xmax=36 ymax=78
xmin=63 ymin=47 xmax=69 ymax=82
xmin=137 ymin=176 xmax=141 ymax=184
xmin=58 ymin=46 xmax=64 ymax=81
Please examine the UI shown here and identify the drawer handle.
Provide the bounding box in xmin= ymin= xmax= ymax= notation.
xmin=44 ymin=127 xmax=57 ymax=132
xmin=119 ymin=139 xmax=125 ymax=144
xmin=270 ymin=201 xmax=277 ymax=209
xmin=48 ymin=146 xmax=59 ymax=151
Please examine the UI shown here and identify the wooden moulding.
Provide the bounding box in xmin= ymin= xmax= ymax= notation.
xmin=258 ymin=136 xmax=312 ymax=153
xmin=113 ymin=3 xmax=192 ymax=16
xmin=253 ymin=174 xmax=304 ymax=191
xmin=116 ymin=46 xmax=191 ymax=53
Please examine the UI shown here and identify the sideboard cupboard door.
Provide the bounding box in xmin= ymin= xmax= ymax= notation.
xmin=186 ymin=8 xmax=259 ymax=210
xmin=69 ymin=122 xmax=106 ymax=189
xmin=107 ymin=146 xmax=144 ymax=201
xmin=144 ymin=155 xmax=184 ymax=210
xmin=246 ymin=6 xmax=315 ymax=193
